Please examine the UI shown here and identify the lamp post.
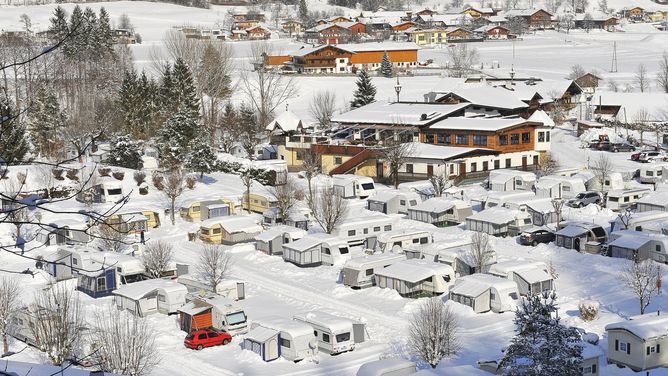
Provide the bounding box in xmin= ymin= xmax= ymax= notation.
xmin=509 ymin=65 xmax=515 ymax=87
xmin=394 ymin=76 xmax=402 ymax=103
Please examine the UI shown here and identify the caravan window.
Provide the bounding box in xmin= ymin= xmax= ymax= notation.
xmin=322 ymin=333 xmax=330 ymax=343
xmin=609 ymin=197 xmax=619 ymax=202
xmin=366 ymin=268 xmax=373 ymax=276
xmin=509 ymin=292 xmax=518 ymax=300
xmin=400 ymin=200 xmax=406 ymax=205
xmin=335 ymin=333 xmax=350 ymax=343
xmin=107 ymin=188 xmax=122 ymax=195
xmin=280 ymin=338 xmax=291 ymax=348
xmin=323 ymin=248 xmax=331 ymax=255
xmin=420 ymin=237 xmax=429 ymax=244
xmin=563 ymin=186 xmax=570 ymax=192
xmin=443 ymin=275 xmax=451 ymax=283
xmin=361 ymin=183 xmax=374 ymax=190
xmin=339 ymin=247 xmax=349 ymax=254
xmin=374 ymin=226 xmax=381 ymax=232
xmin=410 ymin=200 xmax=418 ymax=206
xmin=348 ymin=230 xmax=356 ymax=236
xmin=212 ymin=228 xmax=221 ymax=235
xmin=97 ymin=277 xmax=106 ymax=290
xmin=193 ymin=206 xmax=201 ymax=212
xmin=384 ymin=225 xmax=392 ymax=231
xmin=412 ymin=238 xmax=420 ymax=244
xmin=363 ymin=228 xmax=369 ymax=234
xmin=647 ymin=171 xmax=654 ymax=177
xmin=226 ymin=311 xmax=247 ymax=326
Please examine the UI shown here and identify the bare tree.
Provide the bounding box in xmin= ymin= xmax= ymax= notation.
xmin=270 ymin=177 xmax=300 ymax=225
xmin=632 ymin=107 xmax=651 ymax=145
xmin=309 ymin=90 xmax=336 ymax=129
xmin=538 ymin=152 xmax=559 ymax=177
xmin=408 ymin=298 xmax=460 ymax=369
xmin=658 ymin=51 xmax=668 ymax=94
xmin=546 ymin=90 xmax=568 ymax=124
xmin=301 ymin=148 xmax=321 ymax=204
xmin=33 ymin=284 xmax=85 ymax=365
xmin=380 ymin=141 xmax=415 ymax=189
xmin=551 ymin=198 xmax=565 ymax=229
xmin=622 ymin=259 xmax=661 ymax=314
xmin=591 ymin=154 xmax=613 ymax=192
xmin=466 ymin=232 xmax=495 ymax=273
xmin=142 ymin=240 xmax=174 ymax=279
xmin=240 ymin=168 xmax=255 ymax=214
xmin=163 ymin=29 xmax=204 ymax=73
xmin=0 ymin=277 xmax=20 ymax=354
xmin=92 ymin=309 xmax=159 ymax=376
xmin=447 ymin=44 xmax=479 ymax=78
xmin=310 ymin=187 xmax=348 ymax=234
xmin=567 ymin=64 xmax=586 ymax=80
xmin=96 ymin=223 xmax=129 ymax=253
xmin=607 ymin=80 xmax=619 ymax=92
xmin=163 ymin=169 xmax=186 ymax=225
xmin=635 ymin=64 xmax=648 ymax=93
xmin=618 ymin=209 xmax=633 ymax=230
xmin=430 ymin=173 xmax=448 ymax=197
xmin=241 ymin=42 xmax=298 ymax=128
xmin=197 ymin=42 xmax=234 ymax=139
xmin=197 ymin=244 xmax=233 ymax=293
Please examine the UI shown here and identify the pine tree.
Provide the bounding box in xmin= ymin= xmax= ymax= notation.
xmin=107 ymin=134 xmax=143 ymax=170
xmin=238 ymin=103 xmax=261 ymax=159
xmin=0 ymin=94 xmax=30 ymax=165
xmin=186 ymin=134 xmax=218 ymax=178
xmin=159 ymin=64 xmax=178 ymax=120
xmin=49 ymin=6 xmax=70 ymax=54
xmin=500 ymin=292 xmax=583 ymax=376
xmin=350 ymin=70 xmax=377 ymax=108
xmin=29 ymin=87 xmax=66 ymax=158
xmin=159 ymin=109 xmax=200 ymax=169
xmin=380 ymin=51 xmax=393 ymax=78
xmin=68 ymin=5 xmax=85 ymax=58
xmin=219 ymin=102 xmax=238 ymax=153
xmin=119 ymin=70 xmax=139 ymax=136
xmin=171 ymin=58 xmax=200 ymax=121
xmin=299 ymin=0 xmax=309 ymax=23
xmin=97 ymin=7 xmax=114 ymax=56
xmin=82 ymin=7 xmax=98 ymax=59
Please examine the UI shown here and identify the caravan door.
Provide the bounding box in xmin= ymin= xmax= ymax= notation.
xmin=236 ymin=282 xmax=245 ymax=300
xmin=352 ymin=322 xmax=366 ymax=344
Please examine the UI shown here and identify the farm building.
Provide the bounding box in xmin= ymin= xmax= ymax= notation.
xmin=113 ymin=279 xmax=187 ymax=317
xmin=449 ymin=274 xmax=520 ymax=313
xmin=199 ymin=217 xmax=263 ymax=245
xmin=374 ymin=259 xmax=455 ymax=297
xmin=254 ymin=225 xmax=306 ymax=255
xmin=488 ymin=261 xmax=553 ymax=296
xmin=407 ymin=197 xmax=472 ymax=226
xmin=466 ymin=207 xmax=532 ymax=237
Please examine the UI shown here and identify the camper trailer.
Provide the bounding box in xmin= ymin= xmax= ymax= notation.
xmin=607 ymin=230 xmax=668 ymax=263
xmin=555 ymin=222 xmax=608 ymax=252
xmin=372 ymin=230 xmax=433 ymax=253
xmin=242 ymin=188 xmax=278 ymax=214
xmin=636 ymin=192 xmax=668 ymax=212
xmin=466 ymin=207 xmax=533 ymax=237
xmin=35 ymin=219 xmax=91 ymax=246
xmin=374 ymin=259 xmax=455 ymax=297
xmin=488 ymin=261 xmax=553 ymax=296
xmin=535 ymin=175 xmax=586 ymax=199
xmin=342 ymin=253 xmax=407 ymax=289
xmin=180 ymin=198 xmax=235 ymax=221
xmin=332 ymin=175 xmax=376 ymax=199
xmin=252 ymin=317 xmax=317 ymax=362
xmin=177 ymin=274 xmax=245 ymax=300
xmin=113 ymin=279 xmax=187 ymax=317
xmin=242 ymin=325 xmax=281 ymax=362
xmin=407 ymin=198 xmax=473 ymax=226
xmin=77 ymin=178 xmax=124 ymax=204
xmin=437 ymin=246 xmax=496 ymax=276
xmin=398 ymin=181 xmax=436 ymax=201
xmin=488 ymin=170 xmax=536 ymax=192
xmin=199 ymin=217 xmax=263 ymax=245
xmin=605 ymin=187 xmax=652 ymax=212
xmin=254 ymin=225 xmax=306 ymax=255
xmin=404 ymin=238 xmax=472 ymax=262
xmin=293 ymin=311 xmax=366 ymax=355
xmin=484 ymin=191 xmax=536 ymax=209
xmin=331 ymin=214 xmax=394 ymax=246
xmin=282 ymin=234 xmax=350 ymax=267
xmin=639 ymin=163 xmax=668 ymax=184
xmin=367 ymin=190 xmax=421 ymax=215
xmin=178 ymin=294 xmax=248 ymax=335
xmin=610 ymin=211 xmax=668 ymax=233
xmin=357 ymin=359 xmax=417 ymax=376
xmin=504 ymin=198 xmax=557 ymax=226
xmin=449 ymin=274 xmax=520 ymax=313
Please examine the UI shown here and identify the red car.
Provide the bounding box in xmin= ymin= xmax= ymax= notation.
xmin=184 ymin=329 xmax=232 ymax=350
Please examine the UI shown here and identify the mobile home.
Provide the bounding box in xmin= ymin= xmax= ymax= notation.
xmin=488 ymin=261 xmax=553 ymax=296
xmin=535 ymin=175 xmax=586 ymax=199
xmin=372 ymin=230 xmax=433 ymax=253
xmin=555 ymin=222 xmax=607 ymax=252
xmin=367 ymin=190 xmax=421 ymax=215
xmin=398 ymin=180 xmax=436 ymax=201
xmin=177 ymin=274 xmax=246 ymax=300
xmin=332 ymin=174 xmax=376 ymax=199
xmin=639 ymin=163 xmax=668 ymax=184
xmin=254 ymin=225 xmax=306 ymax=255
xmin=484 ymin=190 xmax=536 ymax=209
xmin=437 ymin=246 xmax=496 ymax=276
xmin=356 ymin=359 xmax=417 ymax=376
xmin=610 ymin=211 xmax=668 ymax=233
xmin=113 ymin=279 xmax=187 ymax=317
xmin=77 ymin=178 xmax=124 ymax=204
xmin=178 ymin=294 xmax=248 ymax=335
xmin=242 ymin=188 xmax=278 ymax=214
xmin=331 ymin=214 xmax=394 ymax=246
xmin=282 ymin=234 xmax=350 ymax=267
xmin=488 ymin=170 xmax=536 ymax=192
xmin=199 ymin=217 xmax=263 ymax=245
xmin=636 ymin=192 xmax=668 ymax=213
xmin=342 ymin=253 xmax=407 ymax=289
xmin=605 ymin=312 xmax=668 ymax=372
xmin=448 ymin=274 xmax=520 ymax=313
xmin=242 ymin=325 xmax=281 ymax=362
xmin=36 ymin=219 xmax=91 ymax=246
xmin=179 ymin=198 xmax=235 ymax=221
xmin=605 ymin=187 xmax=652 ymax=212
xmin=252 ymin=317 xmax=317 ymax=362
xmin=374 ymin=259 xmax=455 ymax=297
xmin=294 ymin=311 xmax=366 ymax=355
xmin=607 ymin=230 xmax=668 ymax=263
xmin=407 ymin=198 xmax=473 ymax=226
xmin=466 ymin=207 xmax=533 ymax=237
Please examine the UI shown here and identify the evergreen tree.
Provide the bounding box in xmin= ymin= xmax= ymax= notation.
xmin=0 ymin=94 xmax=30 ymax=165
xmin=380 ymin=51 xmax=393 ymax=78
xmin=29 ymin=87 xmax=66 ymax=158
xmin=159 ymin=108 xmax=200 ymax=169
xmin=82 ymin=7 xmax=98 ymax=59
xmin=500 ymin=292 xmax=583 ymax=376
xmin=299 ymin=0 xmax=309 ymax=23
xmin=219 ymin=102 xmax=238 ymax=153
xmin=68 ymin=5 xmax=85 ymax=58
xmin=238 ymin=103 xmax=261 ymax=159
xmin=186 ymin=134 xmax=218 ymax=178
xmin=49 ymin=6 xmax=70 ymax=55
xmin=97 ymin=8 xmax=114 ymax=56
xmin=119 ymin=70 xmax=139 ymax=136
xmin=171 ymin=58 xmax=200 ymax=121
xmin=350 ymin=70 xmax=376 ymax=108
xmin=159 ymin=64 xmax=178 ymax=120
xmin=107 ymin=134 xmax=143 ymax=170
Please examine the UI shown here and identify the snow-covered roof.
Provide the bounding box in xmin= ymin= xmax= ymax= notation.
xmin=488 ymin=169 xmax=536 ymax=184
xmin=488 ymin=260 xmax=546 ymax=277
xmin=344 ymin=253 xmax=406 ymax=269
xmin=201 ymin=216 xmax=262 ymax=234
xmin=89 ymin=252 xmax=145 ymax=275
xmin=503 ymin=8 xmax=552 ymax=17
xmin=410 ymin=197 xmax=469 ymax=213
xmin=429 ymin=117 xmax=532 ymax=132
xmin=265 ymin=110 xmax=306 ymax=132
xmin=608 ymin=235 xmax=652 ymax=250
xmin=467 ymin=207 xmax=526 ymax=225
xmin=375 ymin=259 xmax=453 ymax=283
xmin=637 ymin=192 xmax=668 ymax=207
xmin=556 ymin=224 xmax=590 ymax=237
xmin=528 ymin=110 xmax=555 ymax=127
xmin=535 ymin=175 xmax=586 ymax=189
xmin=283 ymin=234 xmax=327 ymax=252
xmin=331 ymin=101 xmax=469 ymax=126
xmin=450 ymin=274 xmax=517 ymax=297
xmin=515 ymin=267 xmax=551 ymax=284
xmin=594 ymin=92 xmax=668 ymax=122
xmin=254 ymin=225 xmax=306 ymax=242
xmin=409 ymin=143 xmax=496 ymax=160
xmin=113 ymin=279 xmax=186 ymax=300
xmin=474 ymin=24 xmax=509 ymax=33
xmin=606 ymin=313 xmax=668 ymax=340
xmin=178 ymin=301 xmax=210 ymax=316
xmin=418 ymin=14 xmax=473 ymax=24
xmin=523 ymin=198 xmax=556 ymax=213
xmin=294 ymin=311 xmax=353 ymax=332
xmin=488 ymin=15 xmax=508 ymax=23
xmin=606 ymin=187 xmax=652 ymax=197
xmin=357 ymin=358 xmax=416 ymax=376
xmin=245 ymin=325 xmax=279 ymax=342
xmin=194 ymin=294 xmax=241 ymax=312
xmin=435 ymin=87 xmax=529 ymax=110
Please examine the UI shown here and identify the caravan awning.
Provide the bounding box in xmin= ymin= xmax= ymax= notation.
xmin=178 ymin=302 xmax=210 ymax=316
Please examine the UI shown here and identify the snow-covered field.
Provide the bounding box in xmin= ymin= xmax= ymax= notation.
xmin=2 ymin=1 xmax=668 ymax=375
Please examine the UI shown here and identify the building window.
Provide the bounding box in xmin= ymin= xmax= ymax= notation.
xmin=494 ymin=160 xmax=500 ymax=169
xmin=470 ymin=162 xmax=477 ymax=172
xmin=426 ymin=133 xmax=435 ymax=143
xmin=505 ymin=158 xmax=511 ymax=168
xmin=546 ymin=131 xmax=550 ymax=142
xmin=538 ymin=131 xmax=545 ymax=142
xmin=533 ymin=155 xmax=539 ymax=165
xmin=522 ymin=132 xmax=531 ymax=143
xmin=437 ymin=134 xmax=445 ymax=144
xmin=482 ymin=161 xmax=488 ymax=171
xmin=456 ymin=134 xmax=469 ymax=145
xmin=406 ymin=164 xmax=414 ymax=173
xmin=449 ymin=164 xmax=455 ymax=174
xmin=473 ymin=135 xmax=488 ymax=145
xmin=499 ymin=135 xmax=508 ymax=145
xmin=511 ymin=134 xmax=520 ymax=144
xmin=444 ymin=134 xmax=451 ymax=144
xmin=335 ymin=156 xmax=342 ymax=165
xmin=348 ymin=230 xmax=355 ymax=236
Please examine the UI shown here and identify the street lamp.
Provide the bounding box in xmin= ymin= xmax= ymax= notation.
xmin=394 ymin=77 xmax=402 ymax=103
xmin=509 ymin=65 xmax=515 ymax=87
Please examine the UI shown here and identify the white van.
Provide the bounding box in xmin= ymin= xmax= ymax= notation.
xmin=333 ymin=175 xmax=376 ymax=199
xmin=251 ymin=317 xmax=317 ymax=362
xmin=605 ymin=187 xmax=652 ymax=211
xmin=331 ymin=215 xmax=394 ymax=246
xmin=293 ymin=311 xmax=366 ymax=355
xmin=372 ymin=230 xmax=433 ymax=253
xmin=342 ymin=253 xmax=406 ymax=288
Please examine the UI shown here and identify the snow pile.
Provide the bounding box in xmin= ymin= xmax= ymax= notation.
xmin=578 ymin=127 xmax=625 ymax=144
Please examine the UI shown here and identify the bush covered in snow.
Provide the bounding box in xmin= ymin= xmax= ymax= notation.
xmin=578 ymin=300 xmax=599 ymax=321
xmin=152 ymin=172 xmax=165 ymax=191
xmin=185 ymin=175 xmax=197 ymax=189
xmin=112 ymin=171 xmax=125 ymax=181
xmin=134 ymin=171 xmax=146 ymax=186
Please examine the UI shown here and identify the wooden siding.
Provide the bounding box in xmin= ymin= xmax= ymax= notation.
xmin=350 ymin=49 xmax=417 ymax=64
xmin=420 ymin=123 xmax=537 ymax=153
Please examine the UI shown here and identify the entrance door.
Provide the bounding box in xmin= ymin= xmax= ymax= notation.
xmin=376 ymin=160 xmax=384 ymax=178
xmin=427 ymin=165 xmax=434 ymax=177
xmin=268 ymin=337 xmax=279 ymax=360
xmin=522 ymin=156 xmax=527 ymax=170
xmin=459 ymin=162 xmax=467 ymax=178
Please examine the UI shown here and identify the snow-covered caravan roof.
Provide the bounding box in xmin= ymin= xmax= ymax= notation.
xmin=485 ymin=190 xmax=536 ymax=201
xmin=254 ymin=316 xmax=314 ymax=337
xmin=356 ymin=358 xmax=416 ymax=376
xmin=605 ymin=313 xmax=668 ymax=340
xmin=450 ymin=274 xmax=517 ymax=298
xmin=201 ymin=216 xmax=262 ymax=234
xmin=375 ymin=259 xmax=454 ymax=283
xmin=418 ymin=14 xmax=473 ymax=24
xmin=433 ymin=86 xmax=529 ymax=110
xmin=556 ymin=225 xmax=590 ymax=237
xmin=606 ymin=187 xmax=652 ymax=197
xmin=332 ymin=174 xmax=375 ymax=183
xmin=528 ymin=110 xmax=555 ymax=127
xmin=330 ymin=101 xmax=469 ymax=126
xmin=282 ymin=235 xmax=326 ymax=252
xmin=344 ymin=253 xmax=406 ymax=269
xmin=488 ymin=169 xmax=536 ymax=184
xmin=245 ymin=325 xmax=279 ymax=342
xmin=339 ymin=212 xmax=391 ymax=226
xmin=467 ymin=207 xmax=527 ymax=225
xmin=488 ymin=260 xmax=546 ymax=277
xmin=410 ymin=197 xmax=469 ymax=213
xmin=376 ymin=229 xmax=431 ymax=243
xmin=89 ymin=252 xmax=144 ymax=275
xmin=409 ymin=143 xmax=496 ymax=160
xmin=113 ymin=279 xmax=186 ymax=300
xmin=515 ymin=267 xmax=551 ymax=284
xmin=536 ymin=175 xmax=586 ymax=189
xmin=194 ymin=294 xmax=241 ymax=313
xmin=608 ymin=234 xmax=653 ymax=250
xmin=637 ymin=192 xmax=668 ymax=208
xmin=254 ymin=225 xmax=306 ymax=242
xmin=523 ymin=198 xmax=556 ymax=213
xmin=294 ymin=311 xmax=354 ymax=333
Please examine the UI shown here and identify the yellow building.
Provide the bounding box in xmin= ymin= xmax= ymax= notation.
xmin=649 ymin=11 xmax=668 ymax=22
xmin=242 ymin=190 xmax=278 ymax=214
xmin=107 ymin=211 xmax=160 ymax=233
xmin=199 ymin=217 xmax=263 ymax=245
xmin=410 ymin=29 xmax=448 ymax=46
xmin=179 ymin=198 xmax=236 ymax=221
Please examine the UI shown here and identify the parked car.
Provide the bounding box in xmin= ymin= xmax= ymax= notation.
xmin=609 ymin=143 xmax=635 ymax=152
xmin=519 ymin=228 xmax=556 ymax=246
xmin=638 ymin=151 xmax=666 ymax=163
xmin=184 ymin=329 xmax=232 ymax=350
xmin=567 ymin=191 xmax=602 ymax=208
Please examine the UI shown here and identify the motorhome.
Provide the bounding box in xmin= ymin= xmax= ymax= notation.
xmin=488 ymin=170 xmax=536 ymax=192
xmin=639 ymin=163 xmax=668 ymax=184
xmin=466 ymin=207 xmax=533 ymax=237
xmin=488 ymin=261 xmax=553 ymax=296
xmin=332 ymin=175 xmax=376 ymax=199
xmin=407 ymin=198 xmax=473 ymax=226
xmin=367 ymin=190 xmax=421 ymax=215
xmin=484 ymin=190 xmax=536 ymax=209
xmin=251 ymin=317 xmax=317 ymax=362
xmin=610 ymin=211 xmax=668 ymax=233
xmin=294 ymin=311 xmax=366 ymax=355
xmin=605 ymin=187 xmax=652 ymax=212
xmin=372 ymin=230 xmax=433 ymax=253
xmin=177 ymin=274 xmax=246 ymax=300
xmin=449 ymin=274 xmax=520 ymax=313
xmin=282 ymin=234 xmax=350 ymax=267
xmin=374 ymin=259 xmax=455 ymax=297
xmin=113 ymin=279 xmax=187 ymax=317
xmin=254 ymin=225 xmax=306 ymax=255
xmin=330 ymin=214 xmax=394 ymax=246
xmin=178 ymin=294 xmax=248 ymax=335
xmin=535 ymin=175 xmax=587 ymax=199
xmin=342 ymin=253 xmax=407 ymax=289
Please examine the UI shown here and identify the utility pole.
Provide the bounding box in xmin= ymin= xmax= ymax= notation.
xmin=610 ymin=41 xmax=618 ymax=73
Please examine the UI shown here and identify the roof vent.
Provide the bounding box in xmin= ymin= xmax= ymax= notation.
xmin=420 ymin=113 xmax=428 ymax=120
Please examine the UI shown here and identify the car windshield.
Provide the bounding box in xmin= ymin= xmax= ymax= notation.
xmin=226 ymin=311 xmax=247 ymax=326
xmin=575 ymin=193 xmax=586 ymax=199
xmin=361 ymin=183 xmax=374 ymax=190
xmin=185 ymin=334 xmax=194 ymax=340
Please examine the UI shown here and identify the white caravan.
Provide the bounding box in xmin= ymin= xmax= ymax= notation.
xmin=357 ymin=358 xmax=417 ymax=376
xmin=251 ymin=317 xmax=317 ymax=362
xmin=293 ymin=311 xmax=366 ymax=355
xmin=605 ymin=187 xmax=652 ymax=211
xmin=448 ymin=274 xmax=520 ymax=313
xmin=488 ymin=170 xmax=536 ymax=192
xmin=331 ymin=214 xmax=394 ymax=246
xmin=484 ymin=190 xmax=536 ymax=209
xmin=332 ymin=175 xmax=376 ymax=199
xmin=177 ymin=274 xmax=245 ymax=300
xmin=610 ymin=210 xmax=668 ymax=233
xmin=371 ymin=230 xmax=433 ymax=253
xmin=639 ymin=163 xmax=668 ymax=184
xmin=342 ymin=253 xmax=407 ymax=288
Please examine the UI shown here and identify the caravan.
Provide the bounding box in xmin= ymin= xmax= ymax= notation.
xmin=374 ymin=259 xmax=455 ymax=297
xmin=113 ymin=279 xmax=187 ymax=317
xmin=449 ymin=274 xmax=520 ymax=313
xmin=639 ymin=163 xmax=668 ymax=184
xmin=252 ymin=317 xmax=318 ymax=362
xmin=488 ymin=170 xmax=536 ymax=192
xmin=178 ymin=294 xmax=248 ymax=335
xmin=466 ymin=207 xmax=533 ymax=237
xmin=293 ymin=311 xmax=366 ymax=355
xmin=367 ymin=190 xmax=421 ymax=215
xmin=484 ymin=191 xmax=536 ymax=209
xmin=610 ymin=210 xmax=668 ymax=233
xmin=342 ymin=253 xmax=407 ymax=289
xmin=372 ymin=230 xmax=433 ymax=253
xmin=282 ymin=234 xmax=350 ymax=267
xmin=535 ymin=175 xmax=587 ymax=199
xmin=177 ymin=274 xmax=245 ymax=300
xmin=331 ymin=214 xmax=394 ymax=246
xmin=605 ymin=187 xmax=652 ymax=211
xmin=332 ymin=175 xmax=376 ymax=199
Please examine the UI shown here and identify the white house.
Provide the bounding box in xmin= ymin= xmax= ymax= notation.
xmin=606 ymin=312 xmax=668 ymax=372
